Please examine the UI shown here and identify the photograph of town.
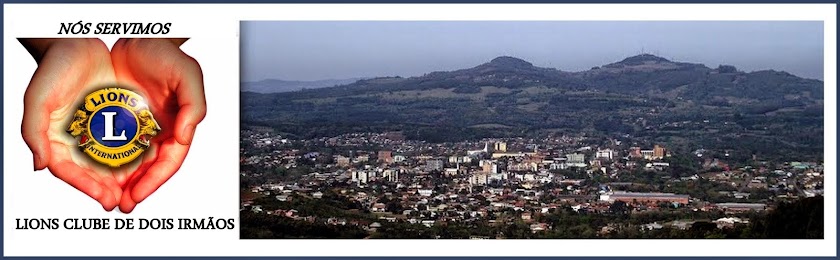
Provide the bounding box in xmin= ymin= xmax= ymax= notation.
xmin=239 ymin=21 xmax=825 ymax=239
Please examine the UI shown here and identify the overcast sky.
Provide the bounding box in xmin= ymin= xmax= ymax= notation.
xmin=241 ymin=21 xmax=824 ymax=82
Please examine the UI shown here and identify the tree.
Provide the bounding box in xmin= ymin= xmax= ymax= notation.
xmin=609 ymin=201 xmax=629 ymax=215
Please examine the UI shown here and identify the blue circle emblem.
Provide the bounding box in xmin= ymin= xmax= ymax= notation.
xmin=89 ymin=106 xmax=138 ymax=148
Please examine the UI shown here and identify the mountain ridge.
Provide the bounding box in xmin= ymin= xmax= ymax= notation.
xmin=241 ymin=54 xmax=823 ymax=160
xmin=241 ymin=54 xmax=821 ymax=94
xmin=241 ymin=77 xmax=366 ymax=93
xmin=254 ymin=54 xmax=821 ymax=101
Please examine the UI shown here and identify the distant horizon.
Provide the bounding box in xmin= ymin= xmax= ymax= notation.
xmin=242 ymin=21 xmax=824 ymax=82
xmin=242 ymin=53 xmax=825 ymax=83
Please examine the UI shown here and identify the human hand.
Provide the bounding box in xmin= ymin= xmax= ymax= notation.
xmin=110 ymin=38 xmax=206 ymax=213
xmin=19 ymin=38 xmax=127 ymax=211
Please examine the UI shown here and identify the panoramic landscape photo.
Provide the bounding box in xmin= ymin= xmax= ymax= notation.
xmin=239 ymin=21 xmax=825 ymax=239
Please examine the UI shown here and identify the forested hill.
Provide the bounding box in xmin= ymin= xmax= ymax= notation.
xmin=245 ymin=54 xmax=821 ymax=101
xmin=241 ymin=54 xmax=823 ymax=160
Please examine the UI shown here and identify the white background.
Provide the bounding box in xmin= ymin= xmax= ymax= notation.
xmin=3 ymin=3 xmax=837 ymax=257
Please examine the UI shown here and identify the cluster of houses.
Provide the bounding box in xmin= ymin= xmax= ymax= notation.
xmin=240 ymin=130 xmax=823 ymax=235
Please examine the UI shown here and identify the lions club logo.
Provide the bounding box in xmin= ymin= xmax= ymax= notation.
xmin=67 ymin=88 xmax=160 ymax=167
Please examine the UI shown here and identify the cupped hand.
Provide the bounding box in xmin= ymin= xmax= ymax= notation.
xmin=20 ymin=38 xmax=129 ymax=211
xmin=110 ymin=38 xmax=206 ymax=213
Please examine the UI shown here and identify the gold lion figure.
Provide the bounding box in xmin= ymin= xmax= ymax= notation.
xmin=137 ymin=110 xmax=161 ymax=146
xmin=67 ymin=110 xmax=91 ymax=145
